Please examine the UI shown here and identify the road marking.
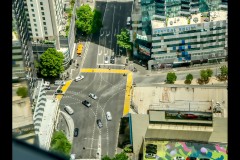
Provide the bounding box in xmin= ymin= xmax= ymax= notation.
xmin=56 ymin=80 xmax=73 ymax=101
xmin=123 ymin=72 xmax=133 ymax=116
xmin=80 ymin=68 xmax=130 ymax=74
xmin=110 ymin=6 xmax=116 ymax=50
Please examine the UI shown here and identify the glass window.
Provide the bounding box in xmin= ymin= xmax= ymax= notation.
xmin=36 ymin=33 xmax=38 ymax=36
xmin=31 ymin=4 xmax=33 ymax=7
xmin=35 ymin=29 xmax=38 ymax=32
xmin=34 ymin=24 xmax=37 ymax=27
xmin=32 ymin=14 xmax=35 ymax=17
xmin=31 ymin=9 xmax=34 ymax=12
xmin=41 ymin=7 xmax=44 ymax=10
xmin=45 ymin=31 xmax=48 ymax=35
xmin=42 ymin=12 xmax=45 ymax=15
xmin=42 ymin=17 xmax=45 ymax=20
xmin=33 ymin=19 xmax=36 ymax=22
xmin=43 ymin=22 xmax=46 ymax=25
xmin=40 ymin=2 xmax=43 ymax=5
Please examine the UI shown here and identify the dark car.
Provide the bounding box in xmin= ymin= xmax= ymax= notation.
xmin=97 ymin=119 xmax=103 ymax=128
xmin=74 ymin=128 xmax=79 ymax=137
xmin=146 ymin=144 xmax=157 ymax=149
xmin=82 ymin=100 xmax=91 ymax=107
xmin=110 ymin=56 xmax=115 ymax=64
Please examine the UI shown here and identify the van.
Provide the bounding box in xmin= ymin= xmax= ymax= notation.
xmin=127 ymin=17 xmax=131 ymax=26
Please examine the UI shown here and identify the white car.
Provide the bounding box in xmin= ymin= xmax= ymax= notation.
xmin=89 ymin=93 xmax=98 ymax=100
xmin=55 ymin=80 xmax=66 ymax=86
xmin=173 ymin=156 xmax=185 ymax=160
xmin=106 ymin=111 xmax=112 ymax=121
xmin=64 ymin=105 xmax=74 ymax=115
xmin=75 ymin=75 xmax=84 ymax=82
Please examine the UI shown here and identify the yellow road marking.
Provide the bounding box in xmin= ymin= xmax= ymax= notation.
xmin=56 ymin=80 xmax=73 ymax=101
xmin=80 ymin=68 xmax=130 ymax=74
xmin=123 ymin=72 xmax=132 ymax=116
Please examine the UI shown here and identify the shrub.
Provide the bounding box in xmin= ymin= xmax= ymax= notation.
xmin=184 ymin=79 xmax=191 ymax=84
xmin=16 ymin=87 xmax=28 ymax=98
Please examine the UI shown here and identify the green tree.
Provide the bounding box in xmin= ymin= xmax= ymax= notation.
xmin=38 ymin=48 xmax=64 ymax=77
xmin=112 ymin=152 xmax=129 ymax=160
xmin=116 ymin=29 xmax=132 ymax=51
xmin=186 ymin=73 xmax=193 ymax=81
xmin=200 ymin=69 xmax=209 ymax=81
xmin=70 ymin=0 xmax=75 ymax=8
xmin=16 ymin=87 xmax=28 ymax=98
xmin=76 ymin=5 xmax=102 ymax=35
xmin=206 ymin=68 xmax=213 ymax=77
xmin=102 ymin=155 xmax=112 ymax=160
xmin=220 ymin=65 xmax=228 ymax=77
xmin=166 ymin=72 xmax=177 ymax=84
xmin=50 ymin=131 xmax=71 ymax=155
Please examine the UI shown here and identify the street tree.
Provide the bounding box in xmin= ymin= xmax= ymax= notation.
xmin=200 ymin=69 xmax=209 ymax=81
xmin=16 ymin=87 xmax=28 ymax=98
xmin=220 ymin=65 xmax=228 ymax=77
xmin=102 ymin=155 xmax=112 ymax=160
xmin=50 ymin=131 xmax=72 ymax=155
xmin=112 ymin=152 xmax=129 ymax=160
xmin=37 ymin=48 xmax=64 ymax=77
xmin=206 ymin=68 xmax=213 ymax=77
xmin=76 ymin=5 xmax=102 ymax=35
xmin=116 ymin=28 xmax=132 ymax=51
xmin=185 ymin=73 xmax=193 ymax=84
xmin=166 ymin=72 xmax=177 ymax=84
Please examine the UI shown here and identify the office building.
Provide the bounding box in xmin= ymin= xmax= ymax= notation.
xmin=131 ymin=0 xmax=228 ymax=69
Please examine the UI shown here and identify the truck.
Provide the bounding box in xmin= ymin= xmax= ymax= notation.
xmin=77 ymin=43 xmax=83 ymax=56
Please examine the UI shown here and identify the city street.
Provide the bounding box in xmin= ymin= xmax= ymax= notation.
xmin=59 ymin=72 xmax=126 ymax=158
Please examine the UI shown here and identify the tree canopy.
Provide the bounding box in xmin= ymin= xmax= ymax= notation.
xmin=37 ymin=48 xmax=64 ymax=77
xmin=220 ymin=65 xmax=228 ymax=77
xmin=200 ymin=69 xmax=213 ymax=81
xmin=16 ymin=87 xmax=28 ymax=98
xmin=50 ymin=131 xmax=72 ymax=156
xmin=116 ymin=29 xmax=132 ymax=51
xmin=186 ymin=73 xmax=193 ymax=81
xmin=166 ymin=72 xmax=177 ymax=84
xmin=76 ymin=5 xmax=102 ymax=35
xmin=102 ymin=152 xmax=129 ymax=160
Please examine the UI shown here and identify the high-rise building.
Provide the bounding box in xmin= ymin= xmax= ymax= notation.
xmin=131 ymin=0 xmax=228 ymax=69
xmin=13 ymin=0 xmax=74 ymax=69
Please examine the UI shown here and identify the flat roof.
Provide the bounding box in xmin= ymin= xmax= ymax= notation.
xmin=152 ymin=11 xmax=227 ymax=30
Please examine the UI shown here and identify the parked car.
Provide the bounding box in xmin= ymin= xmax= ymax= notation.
xmin=110 ymin=56 xmax=115 ymax=64
xmin=55 ymin=80 xmax=66 ymax=86
xmin=74 ymin=128 xmax=79 ymax=137
xmin=64 ymin=106 xmax=74 ymax=115
xmin=145 ymin=153 xmax=156 ymax=159
xmin=106 ymin=111 xmax=112 ymax=121
xmin=82 ymin=100 xmax=91 ymax=107
xmin=75 ymin=75 xmax=84 ymax=82
xmin=146 ymin=144 xmax=157 ymax=149
xmin=89 ymin=93 xmax=98 ymax=100
xmin=54 ymin=89 xmax=65 ymax=95
xmin=97 ymin=119 xmax=103 ymax=128
xmin=104 ymin=56 xmax=109 ymax=64
xmin=173 ymin=156 xmax=185 ymax=160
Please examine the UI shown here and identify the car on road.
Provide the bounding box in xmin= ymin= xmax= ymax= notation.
xmin=97 ymin=119 xmax=103 ymax=128
xmin=106 ymin=111 xmax=112 ymax=121
xmin=110 ymin=56 xmax=115 ymax=64
xmin=64 ymin=105 xmax=74 ymax=115
xmin=82 ymin=100 xmax=91 ymax=107
xmin=55 ymin=80 xmax=66 ymax=86
xmin=74 ymin=128 xmax=79 ymax=137
xmin=104 ymin=56 xmax=109 ymax=64
xmin=173 ymin=156 xmax=185 ymax=160
xmin=54 ymin=89 xmax=65 ymax=95
xmin=75 ymin=75 xmax=84 ymax=82
xmin=89 ymin=93 xmax=98 ymax=100
xmin=145 ymin=153 xmax=156 ymax=159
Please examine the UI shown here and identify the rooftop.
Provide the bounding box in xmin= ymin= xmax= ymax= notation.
xmin=152 ymin=11 xmax=228 ymax=30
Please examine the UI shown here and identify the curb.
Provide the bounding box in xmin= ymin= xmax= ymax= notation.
xmin=61 ymin=111 xmax=74 ymax=143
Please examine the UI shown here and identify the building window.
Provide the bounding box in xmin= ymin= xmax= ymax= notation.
xmin=31 ymin=9 xmax=34 ymax=12
xmin=36 ymin=33 xmax=38 ymax=36
xmin=44 ymin=27 xmax=47 ymax=30
xmin=43 ymin=22 xmax=46 ymax=25
xmin=42 ymin=12 xmax=45 ymax=16
xmin=41 ymin=7 xmax=44 ymax=10
xmin=33 ymin=19 xmax=36 ymax=22
xmin=34 ymin=24 xmax=37 ymax=27
xmin=32 ymin=14 xmax=35 ymax=17
xmin=42 ymin=17 xmax=45 ymax=20
xmin=30 ymin=0 xmax=32 ymax=1
xmin=45 ymin=31 xmax=48 ymax=35
xmin=35 ymin=29 xmax=38 ymax=32
xmin=40 ymin=2 xmax=43 ymax=5
xmin=31 ymin=4 xmax=33 ymax=7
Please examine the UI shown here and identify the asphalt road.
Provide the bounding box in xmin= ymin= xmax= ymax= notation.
xmin=57 ymin=0 xmax=133 ymax=158
xmin=60 ymin=72 xmax=126 ymax=158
